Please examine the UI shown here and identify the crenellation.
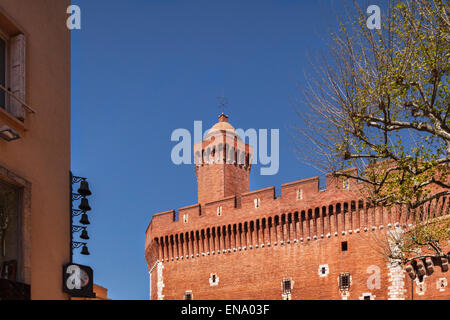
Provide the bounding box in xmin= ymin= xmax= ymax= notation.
xmin=240 ymin=186 xmax=276 ymax=210
xmin=204 ymin=196 xmax=237 ymax=218
xmin=146 ymin=192 xmax=412 ymax=266
xmin=281 ymin=177 xmax=319 ymax=201
xmin=179 ymin=204 xmax=201 ymax=224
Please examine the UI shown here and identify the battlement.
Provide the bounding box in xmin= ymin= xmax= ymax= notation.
xmin=147 ymin=171 xmax=358 ymax=232
xmin=145 ymin=163 xmax=449 ymax=270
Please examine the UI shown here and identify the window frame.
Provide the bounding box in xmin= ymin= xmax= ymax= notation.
xmin=339 ymin=273 xmax=351 ymax=290
xmin=0 ymin=164 xmax=31 ymax=285
xmin=209 ymin=273 xmax=219 ymax=286
xmin=0 ymin=8 xmax=32 ymax=124
xmin=0 ymin=28 xmax=9 ymax=111
xmin=254 ymin=198 xmax=260 ymax=209
xmin=0 ymin=179 xmax=21 ymax=275
xmin=282 ymin=278 xmax=292 ymax=294
xmin=184 ymin=290 xmax=193 ymax=300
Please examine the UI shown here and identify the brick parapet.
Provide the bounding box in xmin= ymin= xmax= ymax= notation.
xmin=146 ymin=174 xmax=362 ymax=239
xmin=145 ymin=175 xmax=450 ymax=271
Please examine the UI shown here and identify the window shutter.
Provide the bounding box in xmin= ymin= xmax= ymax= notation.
xmin=8 ymin=34 xmax=26 ymax=121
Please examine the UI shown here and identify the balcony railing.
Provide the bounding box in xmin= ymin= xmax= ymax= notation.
xmin=0 ymin=84 xmax=36 ymax=115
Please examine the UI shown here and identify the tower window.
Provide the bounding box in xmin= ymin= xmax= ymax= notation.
xmin=184 ymin=291 xmax=193 ymax=300
xmin=217 ymin=206 xmax=222 ymax=216
xmin=297 ymin=189 xmax=303 ymax=200
xmin=343 ymin=179 xmax=349 ymax=190
xmin=183 ymin=214 xmax=188 ymax=223
xmin=341 ymin=241 xmax=348 ymax=252
xmin=339 ymin=273 xmax=351 ymax=290
xmin=254 ymin=198 xmax=260 ymax=209
xmin=282 ymin=278 xmax=292 ymax=294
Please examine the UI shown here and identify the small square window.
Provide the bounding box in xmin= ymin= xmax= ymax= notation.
xmin=254 ymin=198 xmax=260 ymax=209
xmin=209 ymin=273 xmax=219 ymax=286
xmin=341 ymin=241 xmax=348 ymax=252
xmin=318 ymin=264 xmax=329 ymax=277
xmin=297 ymin=189 xmax=303 ymax=200
xmin=184 ymin=291 xmax=193 ymax=300
xmin=217 ymin=206 xmax=222 ymax=216
xmin=363 ymin=295 xmax=371 ymax=300
xmin=437 ymin=278 xmax=447 ymax=291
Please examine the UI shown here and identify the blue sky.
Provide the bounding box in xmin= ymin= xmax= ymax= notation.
xmin=71 ymin=0 xmax=386 ymax=300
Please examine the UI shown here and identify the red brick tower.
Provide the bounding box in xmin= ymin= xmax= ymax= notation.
xmin=194 ymin=114 xmax=253 ymax=204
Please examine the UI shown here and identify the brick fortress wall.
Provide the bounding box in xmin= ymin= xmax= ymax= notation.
xmin=145 ymin=174 xmax=450 ymax=300
xmin=145 ymin=115 xmax=449 ymax=300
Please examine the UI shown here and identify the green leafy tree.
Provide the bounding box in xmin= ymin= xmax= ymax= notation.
xmin=294 ymin=0 xmax=449 ymax=267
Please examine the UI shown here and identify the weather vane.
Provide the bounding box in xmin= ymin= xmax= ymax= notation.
xmin=217 ymin=95 xmax=228 ymax=115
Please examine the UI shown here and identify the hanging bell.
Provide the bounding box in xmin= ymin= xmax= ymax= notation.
xmin=80 ymin=228 xmax=90 ymax=240
xmin=77 ymin=180 xmax=92 ymax=197
xmin=78 ymin=198 xmax=91 ymax=211
xmin=81 ymin=244 xmax=90 ymax=255
xmin=80 ymin=213 xmax=91 ymax=225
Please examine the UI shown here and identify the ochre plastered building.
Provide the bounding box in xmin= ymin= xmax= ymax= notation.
xmin=0 ymin=0 xmax=71 ymax=299
xmin=145 ymin=115 xmax=450 ymax=300
xmin=72 ymin=284 xmax=110 ymax=301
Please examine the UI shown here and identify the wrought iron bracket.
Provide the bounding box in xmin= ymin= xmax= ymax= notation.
xmin=72 ymin=209 xmax=85 ymax=217
xmin=72 ymin=241 xmax=87 ymax=249
xmin=71 ymin=176 xmax=86 ymax=184
xmin=72 ymin=193 xmax=83 ymax=201
xmin=72 ymin=225 xmax=86 ymax=233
